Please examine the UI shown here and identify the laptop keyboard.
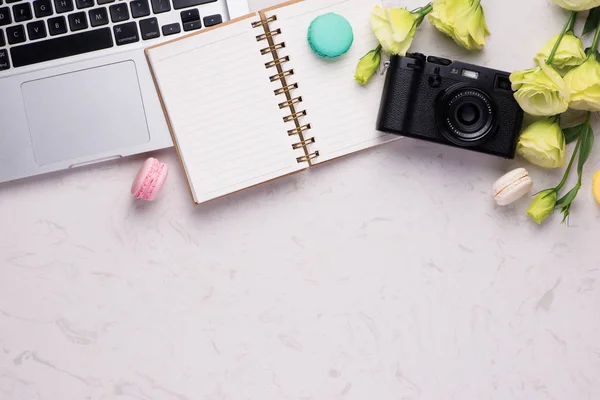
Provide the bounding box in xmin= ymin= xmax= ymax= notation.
xmin=0 ymin=0 xmax=224 ymax=71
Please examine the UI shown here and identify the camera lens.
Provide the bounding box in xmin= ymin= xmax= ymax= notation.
xmin=456 ymin=104 xmax=480 ymax=125
xmin=436 ymin=85 xmax=496 ymax=146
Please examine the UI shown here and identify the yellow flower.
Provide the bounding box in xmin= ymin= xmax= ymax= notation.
xmin=536 ymin=32 xmax=586 ymax=73
xmin=564 ymin=55 xmax=600 ymax=112
xmin=428 ymin=0 xmax=490 ymax=51
xmin=527 ymin=190 xmax=557 ymax=224
xmin=510 ymin=63 xmax=569 ymax=116
xmin=370 ymin=5 xmax=418 ymax=55
xmin=593 ymin=171 xmax=600 ymax=205
xmin=354 ymin=48 xmax=381 ymax=85
xmin=552 ymin=0 xmax=600 ymax=11
xmin=517 ymin=119 xmax=566 ymax=169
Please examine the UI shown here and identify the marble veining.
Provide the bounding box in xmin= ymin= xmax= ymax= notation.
xmin=1 ymin=0 xmax=600 ymax=398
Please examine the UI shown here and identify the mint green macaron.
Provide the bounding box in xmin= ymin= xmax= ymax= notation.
xmin=307 ymin=13 xmax=354 ymax=59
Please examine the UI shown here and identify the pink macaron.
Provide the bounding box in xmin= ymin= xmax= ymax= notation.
xmin=131 ymin=157 xmax=168 ymax=201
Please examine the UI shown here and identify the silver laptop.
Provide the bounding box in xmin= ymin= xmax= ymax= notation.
xmin=0 ymin=0 xmax=250 ymax=183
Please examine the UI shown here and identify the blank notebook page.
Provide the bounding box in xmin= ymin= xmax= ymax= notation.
xmin=146 ymin=17 xmax=304 ymax=204
xmin=266 ymin=0 xmax=398 ymax=165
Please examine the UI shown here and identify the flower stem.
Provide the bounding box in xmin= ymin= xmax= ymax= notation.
xmin=567 ymin=11 xmax=577 ymax=32
xmin=591 ymin=20 xmax=600 ymax=53
xmin=555 ymin=133 xmax=581 ymax=192
xmin=412 ymin=3 xmax=433 ymax=15
xmin=372 ymin=44 xmax=382 ymax=59
xmin=417 ymin=3 xmax=433 ymax=16
xmin=547 ymin=11 xmax=577 ymax=65
xmin=413 ymin=3 xmax=433 ymax=26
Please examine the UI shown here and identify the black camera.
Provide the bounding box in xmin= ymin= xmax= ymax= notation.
xmin=377 ymin=53 xmax=524 ymax=158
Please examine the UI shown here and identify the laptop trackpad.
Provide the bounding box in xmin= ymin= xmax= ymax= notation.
xmin=21 ymin=61 xmax=150 ymax=166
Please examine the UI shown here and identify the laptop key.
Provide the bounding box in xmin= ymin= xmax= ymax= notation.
xmin=113 ymin=21 xmax=138 ymax=46
xmin=173 ymin=0 xmax=216 ymax=10
xmin=180 ymin=8 xmax=198 ymax=23
xmin=48 ymin=15 xmax=67 ymax=35
xmin=68 ymin=11 xmax=87 ymax=31
xmin=151 ymin=0 xmax=170 ymax=14
xmin=33 ymin=0 xmax=53 ymax=18
xmin=130 ymin=0 xmax=149 ymax=18
xmin=27 ymin=20 xmax=47 ymax=39
xmin=0 ymin=7 xmax=11 ymax=26
xmin=0 ymin=28 xmax=4 ymax=46
xmin=139 ymin=17 xmax=159 ymax=40
xmin=203 ymin=13 xmax=221 ymax=27
xmin=13 ymin=2 xmax=32 ymax=22
xmin=54 ymin=0 xmax=73 ymax=13
xmin=161 ymin=22 xmax=179 ymax=36
xmin=75 ymin=0 xmax=93 ymax=9
xmin=6 ymin=0 xmax=21 ymax=3
xmin=0 ymin=48 xmax=9 ymax=70
xmin=183 ymin=20 xmax=200 ymax=32
xmin=97 ymin=0 xmax=114 ymax=3
xmin=10 ymin=27 xmax=113 ymax=67
xmin=89 ymin=7 xmax=108 ymax=27
xmin=109 ymin=3 xmax=128 ymax=23
xmin=6 ymin=24 xmax=25 ymax=44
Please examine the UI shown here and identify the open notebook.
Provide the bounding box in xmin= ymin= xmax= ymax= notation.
xmin=146 ymin=0 xmax=396 ymax=204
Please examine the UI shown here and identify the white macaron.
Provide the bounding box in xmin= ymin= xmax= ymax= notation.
xmin=492 ymin=168 xmax=533 ymax=206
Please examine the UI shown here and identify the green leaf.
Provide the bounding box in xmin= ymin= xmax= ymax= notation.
xmin=560 ymin=203 xmax=572 ymax=224
xmin=556 ymin=184 xmax=581 ymax=224
xmin=577 ymin=124 xmax=594 ymax=176
xmin=584 ymin=6 xmax=600 ymax=35
xmin=556 ymin=185 xmax=581 ymax=208
xmin=563 ymin=123 xmax=587 ymax=144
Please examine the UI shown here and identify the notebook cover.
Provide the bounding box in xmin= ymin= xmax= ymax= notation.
xmin=145 ymin=12 xmax=308 ymax=205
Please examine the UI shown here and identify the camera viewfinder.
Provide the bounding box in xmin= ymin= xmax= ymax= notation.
xmin=495 ymin=75 xmax=512 ymax=91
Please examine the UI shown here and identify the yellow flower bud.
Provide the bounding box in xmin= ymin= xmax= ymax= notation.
xmin=354 ymin=48 xmax=381 ymax=85
xmin=510 ymin=63 xmax=570 ymax=116
xmin=552 ymin=0 xmax=600 ymax=11
xmin=428 ymin=0 xmax=490 ymax=51
xmin=536 ymin=32 xmax=586 ymax=73
xmin=517 ymin=119 xmax=566 ymax=169
xmin=370 ymin=5 xmax=418 ymax=56
xmin=527 ymin=190 xmax=557 ymax=224
xmin=564 ymin=55 xmax=600 ymax=112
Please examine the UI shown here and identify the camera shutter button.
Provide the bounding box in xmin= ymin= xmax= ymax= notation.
xmin=429 ymin=73 xmax=442 ymax=88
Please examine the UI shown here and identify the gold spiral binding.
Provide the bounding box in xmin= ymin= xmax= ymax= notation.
xmin=252 ymin=14 xmax=318 ymax=165
xmin=265 ymin=56 xmax=290 ymax=69
xmin=296 ymin=151 xmax=320 ymax=163
xmin=256 ymin=28 xmax=281 ymax=42
xmin=269 ymin=69 xmax=294 ymax=82
xmin=292 ymin=137 xmax=316 ymax=150
xmin=287 ymin=124 xmax=311 ymax=136
xmin=261 ymin=42 xmax=286 ymax=55
xmin=278 ymin=96 xmax=302 ymax=109
xmin=251 ymin=15 xmax=277 ymax=28
xmin=275 ymin=83 xmax=298 ymax=96
xmin=283 ymin=110 xmax=306 ymax=122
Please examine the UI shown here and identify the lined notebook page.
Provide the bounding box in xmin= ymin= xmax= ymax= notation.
xmin=146 ymin=16 xmax=305 ymax=204
xmin=265 ymin=0 xmax=398 ymax=165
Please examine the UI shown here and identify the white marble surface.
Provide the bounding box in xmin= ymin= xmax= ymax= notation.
xmin=2 ymin=0 xmax=600 ymax=399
